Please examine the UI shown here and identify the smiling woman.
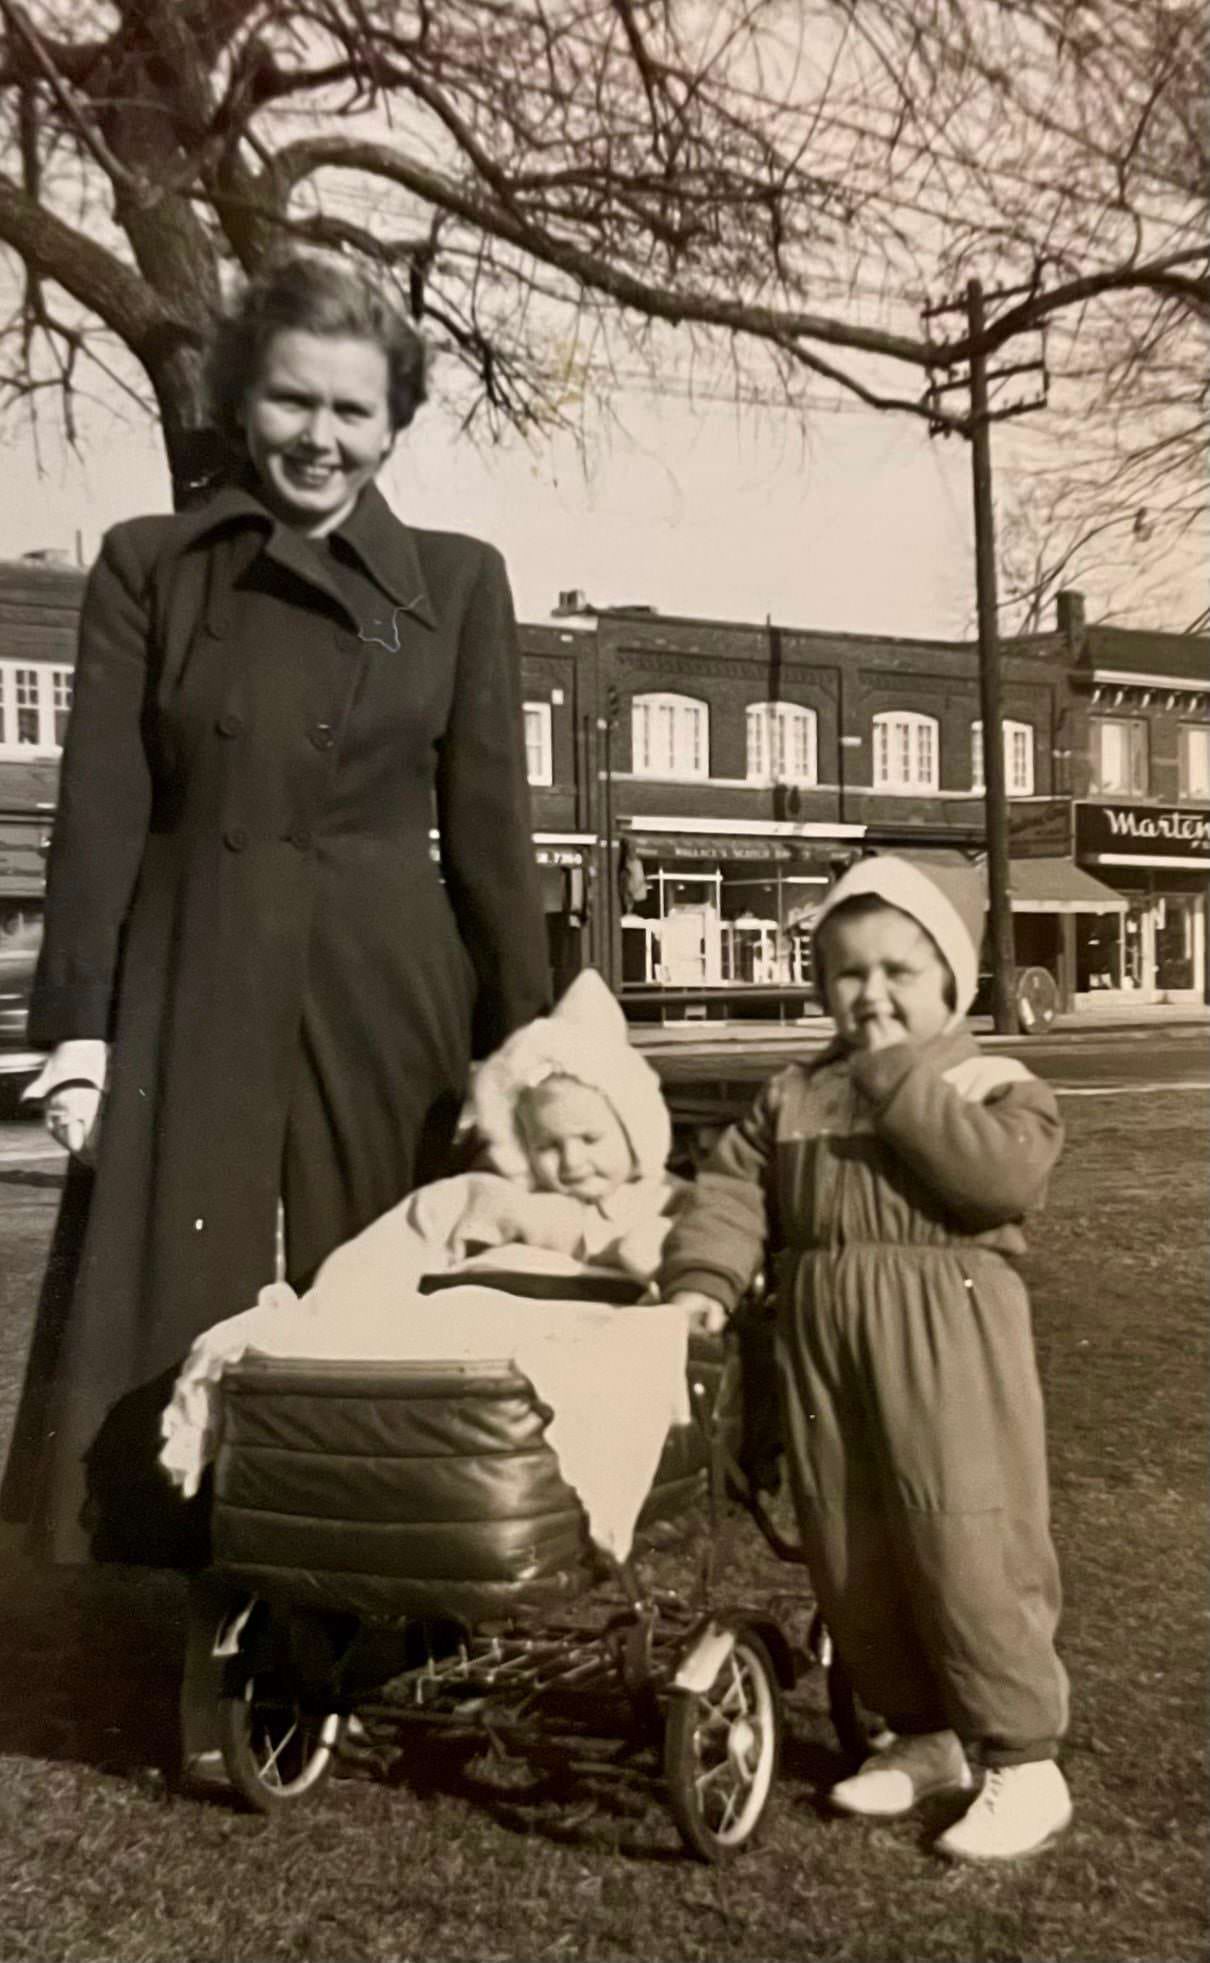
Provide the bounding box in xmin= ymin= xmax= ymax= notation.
xmin=240 ymin=331 xmax=397 ymax=535
xmin=1 ymin=256 xmax=550 ymax=1652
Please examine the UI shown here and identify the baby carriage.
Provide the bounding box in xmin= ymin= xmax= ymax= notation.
xmin=199 ymin=1267 xmax=863 ymax=1863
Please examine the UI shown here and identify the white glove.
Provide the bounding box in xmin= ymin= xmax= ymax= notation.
xmin=45 ymin=1082 xmax=103 ymax=1166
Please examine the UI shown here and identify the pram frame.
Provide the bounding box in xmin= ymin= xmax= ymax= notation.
xmin=202 ymin=1321 xmax=846 ymax=1862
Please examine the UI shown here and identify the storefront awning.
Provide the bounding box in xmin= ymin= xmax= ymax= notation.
xmin=1010 ymin=858 xmax=1126 ymax=914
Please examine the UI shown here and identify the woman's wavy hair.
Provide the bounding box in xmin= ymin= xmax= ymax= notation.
xmin=207 ymin=253 xmax=428 ymax=448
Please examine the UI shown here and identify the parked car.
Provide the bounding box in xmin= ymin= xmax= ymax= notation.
xmin=0 ymin=947 xmax=45 ymax=1117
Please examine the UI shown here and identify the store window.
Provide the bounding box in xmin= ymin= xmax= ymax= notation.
xmin=1178 ymin=724 xmax=1210 ymax=800
xmin=631 ymin=692 xmax=709 ymax=779
xmin=1155 ymin=895 xmax=1199 ymax=992
xmin=871 ymin=711 xmax=938 ymax=792
xmin=719 ymin=867 xmax=823 ymax=988
xmin=746 ymin=702 xmax=818 ymax=785
xmin=620 ymin=858 xmax=827 ymax=991
xmin=0 ymin=662 xmax=74 ymax=755
xmin=621 ymin=867 xmax=720 ymax=984
xmin=971 ymin=719 xmax=1035 ymax=796
xmin=522 ymin=701 xmax=553 ymax=786
xmin=1090 ymin=716 xmax=1148 ymax=796
xmin=1075 ymin=913 xmax=1122 ymax=991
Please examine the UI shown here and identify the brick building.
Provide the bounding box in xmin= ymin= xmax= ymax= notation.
xmin=523 ymin=594 xmax=1208 ymax=1016
xmin=583 ymin=604 xmax=1072 ymax=1013
xmin=0 ymin=555 xmax=79 ymax=940
xmin=1060 ymin=592 xmax=1209 ymax=1006
xmin=3 ymin=554 xmax=1206 ymax=1012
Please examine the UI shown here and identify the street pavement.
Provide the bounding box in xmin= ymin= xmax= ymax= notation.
xmin=1 ymin=1019 xmax=1206 ymax=1170
xmin=640 ymin=1016 xmax=1210 ymax=1114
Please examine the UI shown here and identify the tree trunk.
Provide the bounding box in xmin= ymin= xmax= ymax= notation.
xmin=144 ymin=328 xmax=227 ymax=512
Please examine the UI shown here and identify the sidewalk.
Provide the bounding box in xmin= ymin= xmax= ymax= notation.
xmin=630 ymin=1000 xmax=1210 ymax=1056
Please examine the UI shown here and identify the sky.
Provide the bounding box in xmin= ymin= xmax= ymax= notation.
xmin=1 ymin=0 xmax=1205 ymax=646
xmin=1 ymin=359 xmax=1202 ymax=641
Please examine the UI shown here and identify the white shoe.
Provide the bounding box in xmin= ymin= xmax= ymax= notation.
xmin=830 ymin=1730 xmax=973 ymax=1818
xmin=935 ymin=1760 xmax=1072 ymax=1862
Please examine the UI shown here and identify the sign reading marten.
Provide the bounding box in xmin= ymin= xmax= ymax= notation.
xmin=1076 ymin=801 xmax=1210 ymax=862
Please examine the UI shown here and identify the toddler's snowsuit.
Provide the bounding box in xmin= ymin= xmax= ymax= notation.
xmin=661 ymin=1028 xmax=1069 ymax=1764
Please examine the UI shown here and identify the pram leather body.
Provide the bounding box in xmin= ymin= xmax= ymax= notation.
xmin=211 ymin=1300 xmax=725 ymax=1622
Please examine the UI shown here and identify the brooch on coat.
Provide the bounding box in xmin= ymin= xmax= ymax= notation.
xmin=357 ymin=598 xmax=425 ymax=653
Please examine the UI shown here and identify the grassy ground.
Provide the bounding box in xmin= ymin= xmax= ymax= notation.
xmin=0 ymin=1096 xmax=1206 ymax=1963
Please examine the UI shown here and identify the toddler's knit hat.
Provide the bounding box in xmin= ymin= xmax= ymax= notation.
xmin=472 ymin=968 xmax=672 ymax=1185
xmin=811 ymin=855 xmax=987 ymax=1017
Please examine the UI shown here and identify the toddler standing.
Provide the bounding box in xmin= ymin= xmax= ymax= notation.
xmin=660 ymin=855 xmax=1072 ymax=1863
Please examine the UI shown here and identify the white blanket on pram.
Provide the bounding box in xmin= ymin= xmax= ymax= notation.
xmin=160 ymin=1273 xmax=692 ymax=1562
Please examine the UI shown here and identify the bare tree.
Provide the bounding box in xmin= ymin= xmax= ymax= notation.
xmin=994 ymin=462 xmax=1205 ymax=636
xmin=0 ymin=0 xmax=1205 ymax=509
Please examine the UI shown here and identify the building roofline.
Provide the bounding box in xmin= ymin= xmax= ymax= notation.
xmin=587 ymin=607 xmax=1068 ymax=663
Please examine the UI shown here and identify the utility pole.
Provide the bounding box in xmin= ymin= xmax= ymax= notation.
xmin=924 ymin=280 xmax=1048 ymax=1035
xmin=968 ymin=279 xmax=1017 ymax=1035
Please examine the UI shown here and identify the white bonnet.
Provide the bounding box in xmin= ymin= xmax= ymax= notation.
xmin=811 ymin=855 xmax=987 ymax=1017
xmin=471 ymin=968 xmax=672 ymax=1185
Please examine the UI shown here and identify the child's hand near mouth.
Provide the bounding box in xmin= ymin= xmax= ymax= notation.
xmin=855 ymin=1011 xmax=904 ymax=1052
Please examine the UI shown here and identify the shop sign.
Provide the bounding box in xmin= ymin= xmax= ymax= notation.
xmin=1007 ymin=799 xmax=1072 ymax=857
xmin=1075 ymin=801 xmax=1210 ymax=861
xmin=625 ymin=831 xmax=812 ymax=863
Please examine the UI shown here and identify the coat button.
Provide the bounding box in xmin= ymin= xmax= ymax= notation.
xmin=289 ymin=825 xmax=314 ymax=851
xmin=216 ymin=711 xmax=244 ymax=738
xmin=309 ymin=722 xmax=335 ymax=751
xmin=223 ymin=826 xmax=249 ymax=852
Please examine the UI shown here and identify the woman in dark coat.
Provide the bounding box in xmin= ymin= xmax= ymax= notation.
xmin=1 ymin=255 xmax=550 ymax=1575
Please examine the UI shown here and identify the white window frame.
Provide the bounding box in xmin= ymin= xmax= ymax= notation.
xmin=631 ymin=691 xmax=709 ymax=780
xmin=746 ymin=701 xmax=818 ymax=786
xmin=0 ymin=661 xmax=74 ymax=757
xmin=1090 ymin=715 xmax=1149 ymax=796
xmin=1178 ymin=723 xmax=1210 ymax=800
xmin=522 ymin=700 xmax=553 ymax=787
xmin=971 ymin=719 xmax=1035 ymax=797
xmin=871 ymin=710 xmax=939 ymax=792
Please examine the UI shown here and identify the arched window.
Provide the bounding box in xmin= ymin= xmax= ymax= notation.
xmin=746 ymin=702 xmax=818 ymax=785
xmin=871 ymin=711 xmax=938 ymax=791
xmin=631 ymin=692 xmax=709 ymax=778
xmin=971 ymin=719 xmax=1035 ymax=797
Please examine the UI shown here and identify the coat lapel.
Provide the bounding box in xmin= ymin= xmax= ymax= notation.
xmin=165 ymin=480 xmax=437 ymax=638
xmin=336 ymin=484 xmax=437 ymax=630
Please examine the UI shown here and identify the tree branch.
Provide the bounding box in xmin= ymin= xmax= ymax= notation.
xmin=273 ymin=134 xmax=936 ymax=368
xmin=0 ymin=0 xmax=138 ymax=192
xmin=0 ymin=174 xmax=180 ymax=352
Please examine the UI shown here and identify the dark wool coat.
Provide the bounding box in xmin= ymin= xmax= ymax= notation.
xmin=1 ymin=482 xmax=550 ymax=1566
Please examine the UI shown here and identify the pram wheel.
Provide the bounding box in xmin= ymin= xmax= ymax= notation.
xmin=219 ymin=1673 xmax=345 ymax=1814
xmin=664 ymin=1626 xmax=782 ymax=1862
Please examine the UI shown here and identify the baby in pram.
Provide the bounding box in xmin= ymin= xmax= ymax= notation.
xmin=160 ymin=969 xmax=693 ymax=1555
xmin=302 ymin=963 xmax=684 ymax=1312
